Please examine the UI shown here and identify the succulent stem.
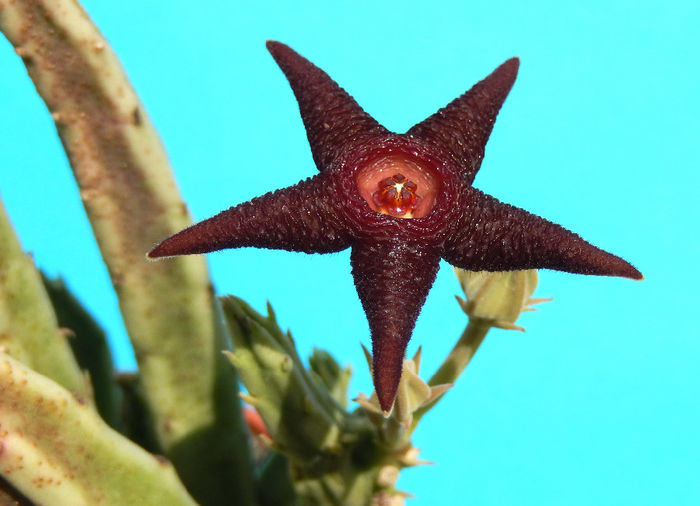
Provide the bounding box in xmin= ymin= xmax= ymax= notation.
xmin=412 ymin=269 xmax=545 ymax=426
xmin=412 ymin=320 xmax=490 ymax=426
xmin=0 ymin=195 xmax=88 ymax=399
xmin=42 ymin=275 xmax=123 ymax=430
xmin=0 ymin=1 xmax=255 ymax=503
xmin=0 ymin=353 xmax=197 ymax=506
xmin=427 ymin=319 xmax=490 ymax=389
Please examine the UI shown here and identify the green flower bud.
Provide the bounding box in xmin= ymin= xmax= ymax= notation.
xmin=356 ymin=346 xmax=451 ymax=441
xmin=454 ymin=269 xmax=550 ymax=330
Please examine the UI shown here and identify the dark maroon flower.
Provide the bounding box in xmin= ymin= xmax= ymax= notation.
xmin=149 ymin=41 xmax=642 ymax=412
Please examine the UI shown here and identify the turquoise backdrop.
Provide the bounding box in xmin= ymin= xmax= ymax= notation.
xmin=1 ymin=0 xmax=698 ymax=504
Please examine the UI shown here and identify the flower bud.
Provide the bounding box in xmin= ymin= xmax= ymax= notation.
xmin=355 ymin=346 xmax=451 ymax=434
xmin=454 ymin=269 xmax=550 ymax=331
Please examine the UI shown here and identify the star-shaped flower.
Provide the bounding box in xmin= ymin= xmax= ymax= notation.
xmin=148 ymin=41 xmax=642 ymax=411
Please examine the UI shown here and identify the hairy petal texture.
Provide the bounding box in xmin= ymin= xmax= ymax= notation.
xmin=350 ymin=240 xmax=441 ymax=412
xmin=149 ymin=175 xmax=352 ymax=258
xmin=443 ymin=190 xmax=643 ymax=279
xmin=407 ymin=58 xmax=520 ymax=184
xmin=149 ymin=41 xmax=642 ymax=409
xmin=267 ymin=41 xmax=389 ymax=171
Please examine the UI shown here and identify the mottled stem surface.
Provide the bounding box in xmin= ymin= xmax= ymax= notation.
xmin=0 ymin=1 xmax=254 ymax=503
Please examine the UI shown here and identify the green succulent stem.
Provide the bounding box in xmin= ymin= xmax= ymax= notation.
xmin=42 ymin=275 xmax=123 ymax=430
xmin=412 ymin=269 xmax=543 ymax=427
xmin=221 ymin=296 xmax=409 ymax=505
xmin=0 ymin=195 xmax=88 ymax=399
xmin=427 ymin=319 xmax=490 ymax=388
xmin=0 ymin=1 xmax=255 ymax=503
xmin=0 ymin=353 xmax=197 ymax=506
xmin=411 ymin=319 xmax=490 ymax=426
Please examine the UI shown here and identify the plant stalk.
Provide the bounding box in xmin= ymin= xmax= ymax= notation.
xmin=412 ymin=319 xmax=490 ymax=426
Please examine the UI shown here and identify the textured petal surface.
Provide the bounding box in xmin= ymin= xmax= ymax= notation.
xmin=407 ymin=58 xmax=520 ymax=184
xmin=150 ymin=42 xmax=641 ymax=409
xmin=267 ymin=41 xmax=388 ymax=171
xmin=443 ymin=189 xmax=642 ymax=279
xmin=148 ymin=175 xmax=352 ymax=258
xmin=350 ymin=240 xmax=441 ymax=412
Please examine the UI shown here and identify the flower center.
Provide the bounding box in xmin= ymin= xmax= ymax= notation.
xmin=373 ymin=174 xmax=420 ymax=217
xmin=355 ymin=154 xmax=439 ymax=219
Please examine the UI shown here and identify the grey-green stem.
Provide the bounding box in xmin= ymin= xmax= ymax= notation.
xmin=412 ymin=319 xmax=491 ymax=426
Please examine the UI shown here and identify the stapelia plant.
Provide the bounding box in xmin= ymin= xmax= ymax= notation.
xmin=149 ymin=41 xmax=640 ymax=413
xmin=0 ymin=1 xmax=640 ymax=505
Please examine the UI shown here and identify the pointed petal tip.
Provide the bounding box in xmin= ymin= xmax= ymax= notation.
xmin=265 ymin=40 xmax=284 ymax=52
xmin=565 ymin=249 xmax=641 ymax=280
xmin=371 ymin=331 xmax=412 ymax=412
xmin=628 ymin=266 xmax=644 ymax=281
xmin=377 ymin=389 xmax=396 ymax=414
xmin=145 ymin=249 xmax=163 ymax=262
xmin=146 ymin=243 xmax=168 ymax=260
xmin=146 ymin=229 xmax=208 ymax=259
xmin=605 ymin=255 xmax=642 ymax=280
xmin=622 ymin=263 xmax=643 ymax=280
xmin=266 ymin=40 xmax=294 ymax=60
xmin=146 ymin=239 xmax=178 ymax=260
xmin=373 ymin=354 xmax=402 ymax=413
xmin=498 ymin=56 xmax=520 ymax=78
xmin=374 ymin=360 xmax=403 ymax=413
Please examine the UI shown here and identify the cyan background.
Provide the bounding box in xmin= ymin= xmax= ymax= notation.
xmin=1 ymin=0 xmax=698 ymax=504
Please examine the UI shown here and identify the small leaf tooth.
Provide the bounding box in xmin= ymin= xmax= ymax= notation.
xmin=425 ymin=383 xmax=453 ymax=404
xmin=455 ymin=295 xmax=469 ymax=313
xmin=265 ymin=300 xmax=277 ymax=323
xmin=492 ymin=321 xmax=525 ymax=332
xmin=285 ymin=330 xmax=295 ymax=345
xmin=239 ymin=393 xmax=260 ymax=406
xmin=412 ymin=346 xmax=423 ymax=370
xmin=222 ymin=350 xmax=242 ymax=367
xmin=360 ymin=343 xmax=373 ymax=372
xmin=404 ymin=459 xmax=433 ymax=468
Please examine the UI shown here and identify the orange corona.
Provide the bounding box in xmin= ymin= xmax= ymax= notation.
xmin=372 ymin=174 xmax=420 ymax=217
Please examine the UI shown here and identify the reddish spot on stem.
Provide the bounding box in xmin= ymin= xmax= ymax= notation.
xmin=244 ymin=406 xmax=269 ymax=437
